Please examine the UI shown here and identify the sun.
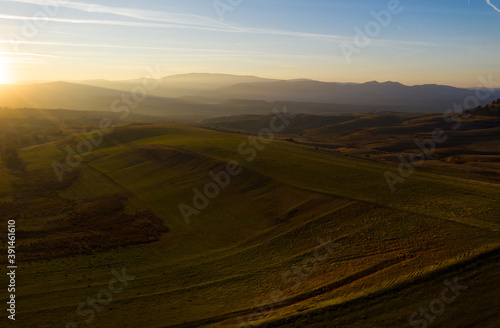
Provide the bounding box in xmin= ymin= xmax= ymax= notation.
xmin=0 ymin=60 xmax=10 ymax=84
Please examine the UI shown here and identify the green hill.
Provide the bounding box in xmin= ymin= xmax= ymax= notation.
xmin=1 ymin=119 xmax=498 ymax=327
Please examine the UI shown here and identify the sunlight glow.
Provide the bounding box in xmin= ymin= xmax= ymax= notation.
xmin=0 ymin=59 xmax=10 ymax=84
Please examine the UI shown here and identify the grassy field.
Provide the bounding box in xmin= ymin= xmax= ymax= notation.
xmin=1 ymin=120 xmax=499 ymax=327
xmin=197 ymin=112 xmax=500 ymax=182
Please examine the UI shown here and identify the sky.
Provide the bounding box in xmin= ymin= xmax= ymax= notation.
xmin=0 ymin=0 xmax=499 ymax=87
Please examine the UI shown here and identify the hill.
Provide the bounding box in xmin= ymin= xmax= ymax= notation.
xmin=0 ymin=82 xmax=426 ymax=119
xmin=0 ymin=83 xmax=216 ymax=119
xmin=197 ymin=112 xmax=500 ymax=179
xmin=466 ymin=99 xmax=500 ymax=116
xmin=0 ymin=116 xmax=498 ymax=327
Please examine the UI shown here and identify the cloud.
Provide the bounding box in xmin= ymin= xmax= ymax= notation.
xmin=0 ymin=51 xmax=60 ymax=64
xmin=1 ymin=58 xmax=43 ymax=63
xmin=0 ymin=0 xmax=350 ymax=39
xmin=0 ymin=51 xmax=60 ymax=58
xmin=0 ymin=0 xmax=435 ymax=49
xmin=0 ymin=14 xmax=232 ymax=32
xmin=1 ymin=0 xmax=238 ymax=31
xmin=0 ymin=13 xmax=349 ymax=42
xmin=0 ymin=39 xmax=289 ymax=57
xmin=486 ymin=0 xmax=500 ymax=13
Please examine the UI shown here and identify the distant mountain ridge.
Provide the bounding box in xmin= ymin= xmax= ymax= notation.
xmin=2 ymin=73 xmax=499 ymax=115
xmin=76 ymin=73 xmax=500 ymax=111
xmin=213 ymin=79 xmax=499 ymax=106
xmin=76 ymin=73 xmax=279 ymax=98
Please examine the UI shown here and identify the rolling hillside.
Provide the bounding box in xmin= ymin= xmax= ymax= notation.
xmin=198 ymin=112 xmax=500 ymax=180
xmin=1 ymin=119 xmax=498 ymax=327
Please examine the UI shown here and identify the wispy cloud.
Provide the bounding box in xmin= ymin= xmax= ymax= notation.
xmin=0 ymin=39 xmax=261 ymax=54
xmin=0 ymin=0 xmax=359 ymax=42
xmin=0 ymin=51 xmax=60 ymax=58
xmin=0 ymin=12 xmax=340 ymax=40
xmin=0 ymin=14 xmax=432 ymax=50
xmin=0 ymin=14 xmax=233 ymax=32
xmin=486 ymin=0 xmax=500 ymax=13
xmin=0 ymin=39 xmax=302 ymax=61
xmin=0 ymin=51 xmax=59 ymax=64
xmin=0 ymin=57 xmax=45 ymax=63
xmin=0 ymin=0 xmax=437 ymax=60
xmin=1 ymin=0 xmax=239 ymax=31
xmin=0 ymin=0 xmax=438 ymax=48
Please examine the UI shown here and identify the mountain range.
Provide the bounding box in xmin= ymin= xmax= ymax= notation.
xmin=1 ymin=73 xmax=499 ymax=118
